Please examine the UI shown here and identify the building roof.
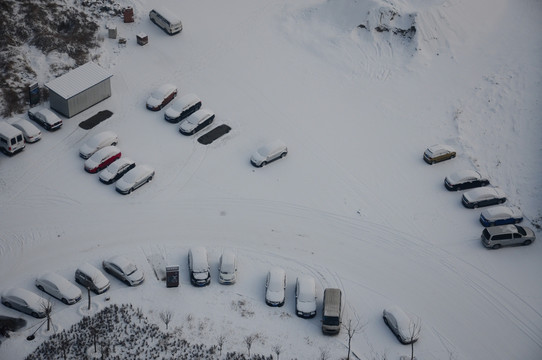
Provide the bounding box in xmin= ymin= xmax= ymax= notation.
xmin=45 ymin=62 xmax=112 ymax=100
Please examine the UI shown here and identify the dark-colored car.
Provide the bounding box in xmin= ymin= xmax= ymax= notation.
xmin=444 ymin=170 xmax=490 ymax=191
xmin=462 ymin=187 xmax=506 ymax=209
xmin=27 ymin=108 xmax=63 ymax=131
xmin=179 ymin=109 xmax=215 ymax=135
xmin=99 ymin=158 xmax=136 ymax=184
xmin=103 ymin=256 xmax=145 ymax=286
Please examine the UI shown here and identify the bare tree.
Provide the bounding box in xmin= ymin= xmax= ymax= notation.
xmin=343 ymin=318 xmax=365 ymax=360
xmin=319 ymin=346 xmax=330 ymax=360
xmin=272 ymin=343 xmax=282 ymax=360
xmin=244 ymin=334 xmax=256 ymax=357
xmin=216 ymin=334 xmax=226 ymax=357
xmin=87 ymin=286 xmax=92 ymax=310
xmin=89 ymin=325 xmax=99 ymax=353
xmin=159 ymin=310 xmax=173 ymax=330
xmin=41 ymin=299 xmax=54 ymax=332
xmin=407 ymin=319 xmax=422 ymax=360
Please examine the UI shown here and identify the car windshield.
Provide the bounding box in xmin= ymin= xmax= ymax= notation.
xmin=516 ymin=226 xmax=527 ymax=236
xmin=323 ymin=316 xmax=340 ymax=325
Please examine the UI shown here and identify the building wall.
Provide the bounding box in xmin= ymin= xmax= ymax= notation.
xmin=49 ymin=78 xmax=112 ymax=118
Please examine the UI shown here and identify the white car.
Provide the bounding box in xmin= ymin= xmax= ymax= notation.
xmin=250 ymin=140 xmax=288 ymax=167
xmin=164 ymin=93 xmax=202 ymax=123
xmin=265 ymin=267 xmax=286 ymax=307
xmin=479 ymin=205 xmax=523 ymax=227
xmin=102 ymin=256 xmax=145 ymax=286
xmin=35 ymin=272 xmax=82 ymax=305
xmin=218 ymin=250 xmax=237 ymax=285
xmin=115 ymin=165 xmax=155 ymax=194
xmin=383 ymin=305 xmax=420 ymax=344
xmin=99 ymin=158 xmax=136 ymax=184
xmin=79 ymin=131 xmax=119 ymax=159
xmin=179 ymin=109 xmax=215 ymax=135
xmin=28 ymin=107 xmax=63 ymax=131
xmin=146 ymin=84 xmax=178 ymax=111
xmin=12 ymin=118 xmax=42 ymax=143
xmin=1 ymin=288 xmax=48 ymax=318
xmin=295 ymin=275 xmax=317 ymax=318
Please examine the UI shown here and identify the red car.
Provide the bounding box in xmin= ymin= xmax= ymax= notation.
xmin=84 ymin=146 xmax=121 ymax=173
xmin=146 ymin=84 xmax=178 ymax=111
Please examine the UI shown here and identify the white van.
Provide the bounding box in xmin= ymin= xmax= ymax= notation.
xmin=0 ymin=121 xmax=25 ymax=155
xmin=149 ymin=8 xmax=183 ymax=35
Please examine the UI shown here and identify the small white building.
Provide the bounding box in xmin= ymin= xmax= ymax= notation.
xmin=45 ymin=62 xmax=113 ymax=118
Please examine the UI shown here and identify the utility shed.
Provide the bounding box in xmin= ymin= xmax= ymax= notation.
xmin=45 ymin=62 xmax=113 ymax=118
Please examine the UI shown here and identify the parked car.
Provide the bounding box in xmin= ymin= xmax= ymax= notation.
xmin=444 ymin=170 xmax=490 ymax=191
xmin=250 ymin=140 xmax=288 ymax=167
xmin=188 ymin=247 xmax=211 ymax=286
xmin=218 ymin=250 xmax=237 ymax=285
xmin=35 ymin=272 xmax=82 ymax=305
xmin=1 ymin=288 xmax=48 ymax=318
xmin=179 ymin=109 xmax=215 ymax=135
xmin=12 ymin=118 xmax=41 ymax=143
xmin=103 ymin=256 xmax=145 ymax=286
xmin=0 ymin=122 xmax=25 ymax=155
xmin=479 ymin=206 xmax=523 ymax=227
xmin=84 ymin=146 xmax=121 ymax=173
xmin=146 ymin=84 xmax=178 ymax=111
xmin=164 ymin=93 xmax=202 ymax=123
xmin=99 ymin=158 xmax=135 ymax=184
xmin=321 ymin=288 xmax=342 ymax=335
xmin=115 ymin=165 xmax=155 ymax=194
xmin=79 ymin=131 xmax=119 ymax=159
xmin=75 ymin=263 xmax=110 ymax=294
xmin=481 ymin=224 xmax=535 ymax=249
xmin=462 ymin=187 xmax=506 ymax=208
xmin=295 ymin=275 xmax=317 ymax=318
xmin=423 ymin=144 xmax=456 ymax=164
xmin=265 ymin=267 xmax=286 ymax=307
xmin=28 ymin=107 xmax=63 ymax=131
xmin=383 ymin=306 xmax=420 ymax=344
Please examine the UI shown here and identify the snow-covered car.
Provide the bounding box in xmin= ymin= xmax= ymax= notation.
xmin=146 ymin=84 xmax=178 ymax=111
xmin=481 ymin=224 xmax=535 ymax=249
xmin=295 ymin=275 xmax=317 ymax=318
xmin=79 ymin=131 xmax=119 ymax=159
xmin=99 ymin=158 xmax=135 ymax=184
xmin=383 ymin=306 xmax=420 ymax=345
xmin=115 ymin=165 xmax=155 ymax=195
xmin=75 ymin=263 xmax=110 ymax=294
xmin=27 ymin=107 xmax=63 ymax=131
xmin=462 ymin=187 xmax=506 ymax=209
xmin=265 ymin=267 xmax=286 ymax=307
xmin=250 ymin=140 xmax=288 ymax=167
xmin=164 ymin=93 xmax=202 ymax=123
xmin=218 ymin=250 xmax=237 ymax=285
xmin=1 ymin=288 xmax=48 ymax=318
xmin=102 ymin=256 xmax=145 ymax=286
xmin=423 ymin=144 xmax=456 ymax=164
xmin=35 ymin=272 xmax=82 ymax=305
xmin=479 ymin=206 xmax=523 ymax=227
xmin=179 ymin=109 xmax=215 ymax=135
xmin=84 ymin=145 xmax=121 ymax=173
xmin=188 ymin=247 xmax=211 ymax=287
xmin=444 ymin=169 xmax=490 ymax=191
xmin=12 ymin=118 xmax=42 ymax=143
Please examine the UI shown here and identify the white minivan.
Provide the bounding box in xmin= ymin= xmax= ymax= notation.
xmin=149 ymin=8 xmax=183 ymax=35
xmin=0 ymin=121 xmax=25 ymax=155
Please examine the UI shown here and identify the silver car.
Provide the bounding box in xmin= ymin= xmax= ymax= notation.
xmin=35 ymin=272 xmax=82 ymax=305
xmin=218 ymin=250 xmax=237 ymax=285
xmin=115 ymin=165 xmax=155 ymax=195
xmin=1 ymin=288 xmax=48 ymax=318
xmin=481 ymin=225 xmax=536 ymax=249
xmin=102 ymin=256 xmax=145 ymax=286
xmin=250 ymin=140 xmax=288 ymax=167
xmin=383 ymin=305 xmax=420 ymax=344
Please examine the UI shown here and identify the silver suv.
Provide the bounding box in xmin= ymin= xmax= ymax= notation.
xmin=481 ymin=225 xmax=536 ymax=249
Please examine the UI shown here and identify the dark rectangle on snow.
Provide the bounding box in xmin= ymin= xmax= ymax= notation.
xmin=79 ymin=110 xmax=113 ymax=130
xmin=197 ymin=124 xmax=231 ymax=145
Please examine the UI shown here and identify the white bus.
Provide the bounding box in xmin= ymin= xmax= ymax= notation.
xmin=149 ymin=8 xmax=183 ymax=35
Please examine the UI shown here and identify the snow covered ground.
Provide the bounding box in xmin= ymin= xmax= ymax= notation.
xmin=1 ymin=0 xmax=541 ymax=359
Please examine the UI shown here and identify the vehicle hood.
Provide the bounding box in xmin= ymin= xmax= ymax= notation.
xmin=193 ymin=271 xmax=208 ymax=280
xmin=165 ymin=107 xmax=181 ymax=118
xmin=251 ymin=151 xmax=266 ymax=163
xmin=127 ymin=269 xmax=145 ymax=283
xmin=99 ymin=169 xmax=115 ymax=181
xmin=180 ymin=120 xmax=197 ymax=132
xmin=297 ymin=299 xmax=316 ymax=313
xmin=115 ymin=177 xmax=133 ymax=191
xmin=79 ymin=144 xmax=97 ymax=158
xmin=84 ymin=157 xmax=101 ymax=169
xmin=146 ymin=96 xmax=162 ymax=108
xmin=266 ymin=288 xmax=284 ymax=302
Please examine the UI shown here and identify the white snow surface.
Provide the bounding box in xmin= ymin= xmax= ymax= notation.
xmin=1 ymin=0 xmax=541 ymax=359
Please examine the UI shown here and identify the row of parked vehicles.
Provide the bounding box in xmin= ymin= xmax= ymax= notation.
xmin=79 ymin=131 xmax=155 ymax=194
xmin=425 ymin=144 xmax=536 ymax=249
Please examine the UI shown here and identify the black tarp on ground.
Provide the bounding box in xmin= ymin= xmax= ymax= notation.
xmin=79 ymin=110 xmax=113 ymax=130
xmin=197 ymin=124 xmax=231 ymax=145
